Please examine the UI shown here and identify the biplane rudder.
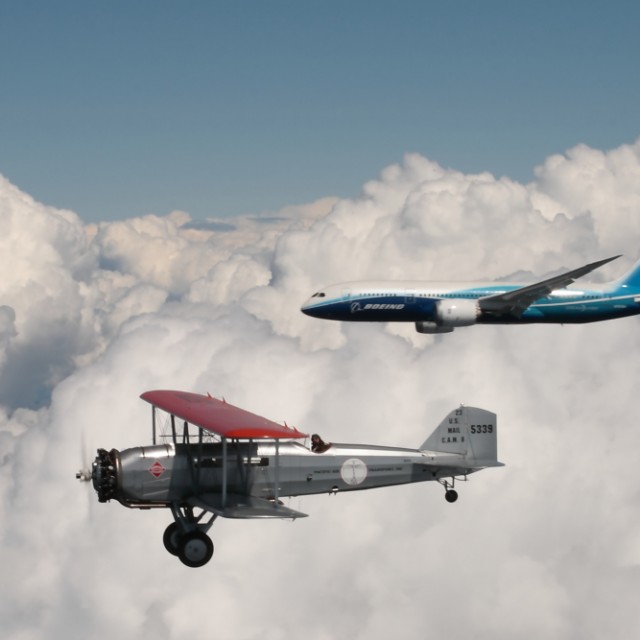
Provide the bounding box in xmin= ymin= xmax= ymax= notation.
xmin=420 ymin=405 xmax=501 ymax=467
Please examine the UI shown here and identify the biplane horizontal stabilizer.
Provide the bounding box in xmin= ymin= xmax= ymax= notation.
xmin=189 ymin=494 xmax=308 ymax=519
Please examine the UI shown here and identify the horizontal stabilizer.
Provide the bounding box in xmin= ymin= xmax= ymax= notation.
xmin=189 ymin=493 xmax=308 ymax=520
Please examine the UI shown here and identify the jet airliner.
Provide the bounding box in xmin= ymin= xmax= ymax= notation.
xmin=301 ymin=255 xmax=640 ymax=333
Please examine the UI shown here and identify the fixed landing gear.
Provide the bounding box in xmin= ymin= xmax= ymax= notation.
xmin=164 ymin=504 xmax=217 ymax=568
xmin=439 ymin=478 xmax=461 ymax=503
xmin=178 ymin=531 xmax=214 ymax=568
xmin=162 ymin=522 xmax=182 ymax=556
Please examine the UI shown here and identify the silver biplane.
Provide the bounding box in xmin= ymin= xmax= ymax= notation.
xmin=77 ymin=390 xmax=503 ymax=567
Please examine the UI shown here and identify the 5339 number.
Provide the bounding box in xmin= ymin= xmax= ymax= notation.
xmin=470 ymin=424 xmax=493 ymax=434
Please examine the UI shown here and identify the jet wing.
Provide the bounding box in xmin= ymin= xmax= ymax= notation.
xmin=189 ymin=493 xmax=308 ymax=519
xmin=478 ymin=255 xmax=620 ymax=316
xmin=140 ymin=390 xmax=306 ymax=440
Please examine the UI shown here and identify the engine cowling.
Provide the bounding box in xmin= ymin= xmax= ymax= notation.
xmin=415 ymin=321 xmax=454 ymax=334
xmin=436 ymin=299 xmax=480 ymax=327
xmin=415 ymin=299 xmax=480 ymax=332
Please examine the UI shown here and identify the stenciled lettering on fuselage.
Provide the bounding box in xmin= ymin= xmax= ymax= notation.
xmin=350 ymin=302 xmax=406 ymax=313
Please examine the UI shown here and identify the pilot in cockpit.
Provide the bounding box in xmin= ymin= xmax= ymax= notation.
xmin=311 ymin=433 xmax=331 ymax=454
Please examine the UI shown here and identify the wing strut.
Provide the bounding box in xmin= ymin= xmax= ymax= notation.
xmin=221 ymin=437 xmax=228 ymax=509
xmin=183 ymin=420 xmax=204 ymax=491
xmin=274 ymin=439 xmax=280 ymax=505
xmin=171 ymin=414 xmax=177 ymax=443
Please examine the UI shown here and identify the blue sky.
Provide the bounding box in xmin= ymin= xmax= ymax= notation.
xmin=1 ymin=0 xmax=638 ymax=222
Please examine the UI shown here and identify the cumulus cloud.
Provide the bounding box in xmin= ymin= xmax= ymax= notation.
xmin=1 ymin=139 xmax=640 ymax=639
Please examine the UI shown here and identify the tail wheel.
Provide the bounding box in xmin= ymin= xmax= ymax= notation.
xmin=445 ymin=489 xmax=458 ymax=503
xmin=163 ymin=522 xmax=182 ymax=556
xmin=178 ymin=531 xmax=214 ymax=568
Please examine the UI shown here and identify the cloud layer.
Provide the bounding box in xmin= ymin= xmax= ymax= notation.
xmin=1 ymin=139 xmax=640 ymax=639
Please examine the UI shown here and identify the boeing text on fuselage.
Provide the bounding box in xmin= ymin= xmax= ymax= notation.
xmin=301 ymin=255 xmax=640 ymax=333
xmin=351 ymin=302 xmax=406 ymax=312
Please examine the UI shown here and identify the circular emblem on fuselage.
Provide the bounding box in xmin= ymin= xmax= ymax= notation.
xmin=340 ymin=458 xmax=368 ymax=486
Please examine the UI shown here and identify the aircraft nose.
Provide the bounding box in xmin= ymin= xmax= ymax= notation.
xmin=300 ymin=300 xmax=316 ymax=317
xmin=301 ymin=291 xmax=329 ymax=317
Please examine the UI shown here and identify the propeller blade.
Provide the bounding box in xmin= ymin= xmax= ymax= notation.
xmin=76 ymin=430 xmax=93 ymax=482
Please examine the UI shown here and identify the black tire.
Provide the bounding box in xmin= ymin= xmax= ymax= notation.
xmin=445 ymin=489 xmax=458 ymax=503
xmin=163 ymin=522 xmax=182 ymax=556
xmin=178 ymin=531 xmax=214 ymax=568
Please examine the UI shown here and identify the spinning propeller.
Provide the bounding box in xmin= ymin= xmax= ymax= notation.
xmin=75 ymin=431 xmax=93 ymax=482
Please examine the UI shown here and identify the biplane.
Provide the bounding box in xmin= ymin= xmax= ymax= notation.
xmin=77 ymin=390 xmax=503 ymax=567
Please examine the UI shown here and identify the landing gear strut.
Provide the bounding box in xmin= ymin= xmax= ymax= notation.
xmin=164 ymin=504 xmax=218 ymax=567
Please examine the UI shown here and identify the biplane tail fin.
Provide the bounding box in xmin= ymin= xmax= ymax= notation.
xmin=420 ymin=406 xmax=502 ymax=467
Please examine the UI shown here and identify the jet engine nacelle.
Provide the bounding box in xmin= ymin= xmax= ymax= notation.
xmin=415 ymin=299 xmax=480 ymax=333
xmin=436 ymin=299 xmax=480 ymax=327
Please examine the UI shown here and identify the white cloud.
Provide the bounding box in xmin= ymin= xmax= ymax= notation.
xmin=534 ymin=139 xmax=640 ymax=254
xmin=1 ymin=139 xmax=640 ymax=639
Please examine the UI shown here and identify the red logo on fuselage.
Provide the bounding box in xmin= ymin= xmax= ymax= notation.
xmin=149 ymin=461 xmax=166 ymax=478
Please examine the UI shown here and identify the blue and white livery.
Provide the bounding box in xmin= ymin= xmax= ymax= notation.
xmin=301 ymin=255 xmax=640 ymax=333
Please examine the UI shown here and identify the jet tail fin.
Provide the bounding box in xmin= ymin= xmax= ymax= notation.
xmin=421 ymin=405 xmax=501 ymax=467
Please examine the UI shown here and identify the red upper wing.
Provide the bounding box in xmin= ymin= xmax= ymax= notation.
xmin=140 ymin=390 xmax=306 ymax=440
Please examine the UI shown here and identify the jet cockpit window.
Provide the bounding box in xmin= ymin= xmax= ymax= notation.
xmin=311 ymin=292 xmax=326 ymax=298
